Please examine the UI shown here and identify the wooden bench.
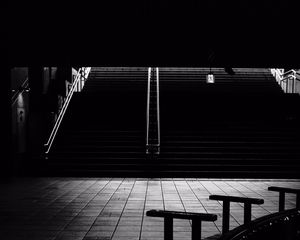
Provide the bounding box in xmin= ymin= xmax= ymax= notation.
xmin=209 ymin=195 xmax=264 ymax=234
xmin=146 ymin=209 xmax=217 ymax=240
xmin=268 ymin=186 xmax=300 ymax=211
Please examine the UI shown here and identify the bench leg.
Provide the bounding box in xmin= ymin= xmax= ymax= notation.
xmin=192 ymin=219 xmax=201 ymax=240
xmin=164 ymin=217 xmax=173 ymax=240
xmin=222 ymin=200 xmax=230 ymax=234
xmin=244 ymin=203 xmax=252 ymax=224
xmin=279 ymin=192 xmax=285 ymax=211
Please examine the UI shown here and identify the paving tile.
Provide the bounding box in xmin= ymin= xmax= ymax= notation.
xmin=1 ymin=178 xmax=300 ymax=240
xmin=85 ymin=231 xmax=113 ymax=238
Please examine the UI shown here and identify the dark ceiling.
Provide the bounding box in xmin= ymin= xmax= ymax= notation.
xmin=7 ymin=0 xmax=299 ymax=67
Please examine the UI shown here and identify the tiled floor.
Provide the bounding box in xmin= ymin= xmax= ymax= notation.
xmin=1 ymin=178 xmax=300 ymax=240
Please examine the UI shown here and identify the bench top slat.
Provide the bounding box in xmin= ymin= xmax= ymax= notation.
xmin=268 ymin=186 xmax=300 ymax=194
xmin=146 ymin=210 xmax=217 ymax=221
xmin=209 ymin=195 xmax=264 ymax=204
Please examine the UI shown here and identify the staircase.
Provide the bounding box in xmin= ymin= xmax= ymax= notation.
xmin=158 ymin=68 xmax=300 ymax=177
xmin=44 ymin=67 xmax=300 ymax=178
xmin=45 ymin=67 xmax=148 ymax=176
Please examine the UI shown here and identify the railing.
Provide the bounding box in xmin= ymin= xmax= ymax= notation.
xmin=146 ymin=67 xmax=152 ymax=152
xmin=156 ymin=67 xmax=161 ymax=154
xmin=73 ymin=67 xmax=90 ymax=92
xmin=44 ymin=67 xmax=91 ymax=155
xmin=146 ymin=67 xmax=160 ymax=154
xmin=271 ymin=68 xmax=300 ymax=94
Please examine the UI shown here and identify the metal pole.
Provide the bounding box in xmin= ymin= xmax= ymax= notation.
xmin=146 ymin=67 xmax=151 ymax=149
xmin=156 ymin=67 xmax=160 ymax=151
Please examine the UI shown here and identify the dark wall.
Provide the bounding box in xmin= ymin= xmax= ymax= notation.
xmin=7 ymin=66 xmax=72 ymax=177
xmin=2 ymin=66 xmax=11 ymax=180
xmin=7 ymin=0 xmax=299 ymax=67
xmin=11 ymin=68 xmax=29 ymax=176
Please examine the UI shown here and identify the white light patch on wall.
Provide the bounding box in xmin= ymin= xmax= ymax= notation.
xmin=16 ymin=93 xmax=26 ymax=152
xmin=17 ymin=93 xmax=25 ymax=108
xmin=207 ymin=73 xmax=215 ymax=83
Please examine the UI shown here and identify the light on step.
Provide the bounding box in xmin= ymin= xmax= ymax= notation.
xmin=207 ymin=73 xmax=215 ymax=83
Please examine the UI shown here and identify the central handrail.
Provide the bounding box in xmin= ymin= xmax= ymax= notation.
xmin=156 ymin=67 xmax=161 ymax=151
xmin=146 ymin=67 xmax=152 ymax=150
xmin=44 ymin=67 xmax=91 ymax=154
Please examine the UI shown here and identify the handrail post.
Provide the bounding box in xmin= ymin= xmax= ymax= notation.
xmin=292 ymin=72 xmax=296 ymax=93
xmin=293 ymin=76 xmax=295 ymax=93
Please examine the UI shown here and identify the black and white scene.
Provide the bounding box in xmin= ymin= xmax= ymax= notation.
xmin=4 ymin=0 xmax=300 ymax=239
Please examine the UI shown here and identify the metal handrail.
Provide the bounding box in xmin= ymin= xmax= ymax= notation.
xmin=271 ymin=68 xmax=300 ymax=94
xmin=279 ymin=71 xmax=296 ymax=93
xmin=146 ymin=67 xmax=151 ymax=149
xmin=156 ymin=67 xmax=160 ymax=151
xmin=282 ymin=69 xmax=296 ymax=77
xmin=280 ymin=74 xmax=296 ymax=83
xmin=44 ymin=67 xmax=91 ymax=154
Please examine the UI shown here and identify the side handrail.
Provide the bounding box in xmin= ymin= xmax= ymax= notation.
xmin=271 ymin=69 xmax=295 ymax=82
xmin=156 ymin=67 xmax=160 ymax=153
xmin=268 ymin=186 xmax=300 ymax=211
xmin=282 ymin=69 xmax=296 ymax=77
xmin=280 ymin=73 xmax=296 ymax=83
xmin=44 ymin=67 xmax=91 ymax=154
xmin=271 ymin=68 xmax=284 ymax=81
xmin=146 ymin=67 xmax=152 ymax=152
xmin=279 ymin=73 xmax=296 ymax=93
xmin=146 ymin=209 xmax=217 ymax=240
xmin=270 ymin=68 xmax=300 ymax=93
xmin=209 ymin=195 xmax=264 ymax=234
xmin=282 ymin=71 xmax=300 ymax=82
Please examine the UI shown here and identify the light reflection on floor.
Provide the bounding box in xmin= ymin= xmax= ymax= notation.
xmin=1 ymin=178 xmax=299 ymax=240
